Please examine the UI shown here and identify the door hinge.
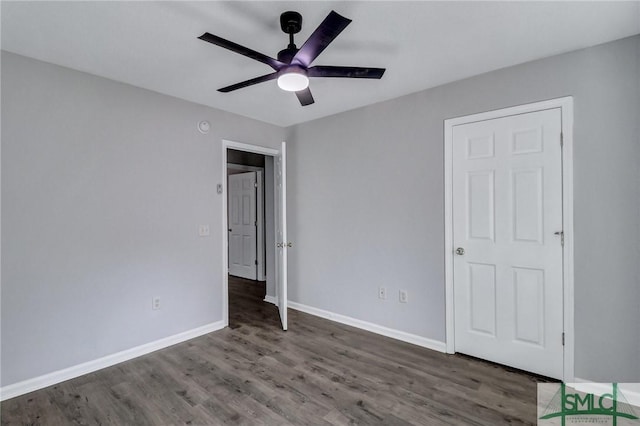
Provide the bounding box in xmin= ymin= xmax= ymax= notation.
xmin=560 ymin=132 xmax=564 ymax=148
xmin=554 ymin=231 xmax=564 ymax=246
xmin=255 ymin=259 xmax=258 ymax=265
xmin=562 ymin=332 xmax=565 ymax=346
xmin=254 ymin=182 xmax=258 ymax=188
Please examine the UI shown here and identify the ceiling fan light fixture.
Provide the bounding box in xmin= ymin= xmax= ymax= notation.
xmin=277 ymin=66 xmax=309 ymax=92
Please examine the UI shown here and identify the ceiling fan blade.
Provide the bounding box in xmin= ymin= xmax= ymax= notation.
xmin=295 ymin=88 xmax=315 ymax=106
xmin=199 ymin=32 xmax=285 ymax=71
xmin=218 ymin=72 xmax=279 ymax=93
xmin=308 ymin=66 xmax=386 ymax=79
xmin=291 ymin=11 xmax=351 ymax=67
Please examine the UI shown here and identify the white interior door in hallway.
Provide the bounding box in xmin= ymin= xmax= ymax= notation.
xmin=228 ymin=171 xmax=257 ymax=280
xmin=452 ymin=108 xmax=564 ymax=379
xmin=275 ymin=142 xmax=288 ymax=331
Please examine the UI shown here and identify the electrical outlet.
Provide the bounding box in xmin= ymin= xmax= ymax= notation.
xmin=378 ymin=287 xmax=387 ymax=300
xmin=399 ymin=290 xmax=408 ymax=303
xmin=152 ymin=297 xmax=161 ymax=310
xmin=198 ymin=224 xmax=210 ymax=237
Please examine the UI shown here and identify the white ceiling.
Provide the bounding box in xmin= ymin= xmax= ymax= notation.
xmin=2 ymin=1 xmax=639 ymax=127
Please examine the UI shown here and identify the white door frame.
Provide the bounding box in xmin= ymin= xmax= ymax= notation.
xmin=227 ymin=164 xmax=266 ymax=281
xmin=443 ymin=97 xmax=574 ymax=381
xmin=222 ymin=140 xmax=279 ymax=327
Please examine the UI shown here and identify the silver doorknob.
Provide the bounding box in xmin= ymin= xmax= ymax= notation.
xmin=455 ymin=247 xmax=465 ymax=255
xmin=286 ymin=242 xmax=292 ymax=248
xmin=276 ymin=243 xmax=282 ymax=248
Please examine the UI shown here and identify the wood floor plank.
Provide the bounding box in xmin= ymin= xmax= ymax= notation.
xmin=1 ymin=275 xmax=550 ymax=425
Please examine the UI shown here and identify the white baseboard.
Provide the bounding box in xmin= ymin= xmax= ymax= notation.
xmin=287 ymin=301 xmax=446 ymax=353
xmin=263 ymin=295 xmax=277 ymax=305
xmin=573 ymin=378 xmax=640 ymax=408
xmin=0 ymin=320 xmax=226 ymax=402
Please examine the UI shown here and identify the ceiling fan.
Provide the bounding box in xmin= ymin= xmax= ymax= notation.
xmin=198 ymin=10 xmax=386 ymax=106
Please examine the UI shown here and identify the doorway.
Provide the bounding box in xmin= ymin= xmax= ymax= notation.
xmin=222 ymin=140 xmax=288 ymax=331
xmin=227 ymin=151 xmax=266 ymax=281
xmin=444 ymin=97 xmax=574 ymax=381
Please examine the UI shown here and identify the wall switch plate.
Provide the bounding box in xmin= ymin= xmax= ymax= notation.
xmin=152 ymin=297 xmax=161 ymax=310
xmin=198 ymin=224 xmax=210 ymax=237
xmin=378 ymin=287 xmax=387 ymax=300
xmin=399 ymin=290 xmax=408 ymax=303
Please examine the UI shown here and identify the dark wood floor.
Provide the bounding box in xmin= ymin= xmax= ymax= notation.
xmin=1 ymin=276 xmax=548 ymax=425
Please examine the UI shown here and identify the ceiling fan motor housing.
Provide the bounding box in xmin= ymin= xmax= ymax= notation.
xmin=280 ymin=11 xmax=302 ymax=34
xmin=277 ymin=47 xmax=298 ymax=64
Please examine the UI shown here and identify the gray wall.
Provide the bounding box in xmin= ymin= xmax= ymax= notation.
xmin=1 ymin=52 xmax=285 ymax=386
xmin=286 ymin=35 xmax=640 ymax=382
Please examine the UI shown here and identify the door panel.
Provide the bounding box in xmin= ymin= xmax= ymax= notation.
xmin=453 ymin=108 xmax=563 ymax=379
xmin=467 ymin=171 xmax=495 ymax=241
xmin=512 ymin=168 xmax=543 ymax=243
xmin=228 ymin=172 xmax=257 ymax=280
xmin=468 ymin=262 xmax=497 ymax=336
xmin=512 ymin=267 xmax=545 ymax=346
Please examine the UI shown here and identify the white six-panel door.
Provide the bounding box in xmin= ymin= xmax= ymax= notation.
xmin=228 ymin=171 xmax=257 ymax=280
xmin=452 ymin=108 xmax=564 ymax=379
